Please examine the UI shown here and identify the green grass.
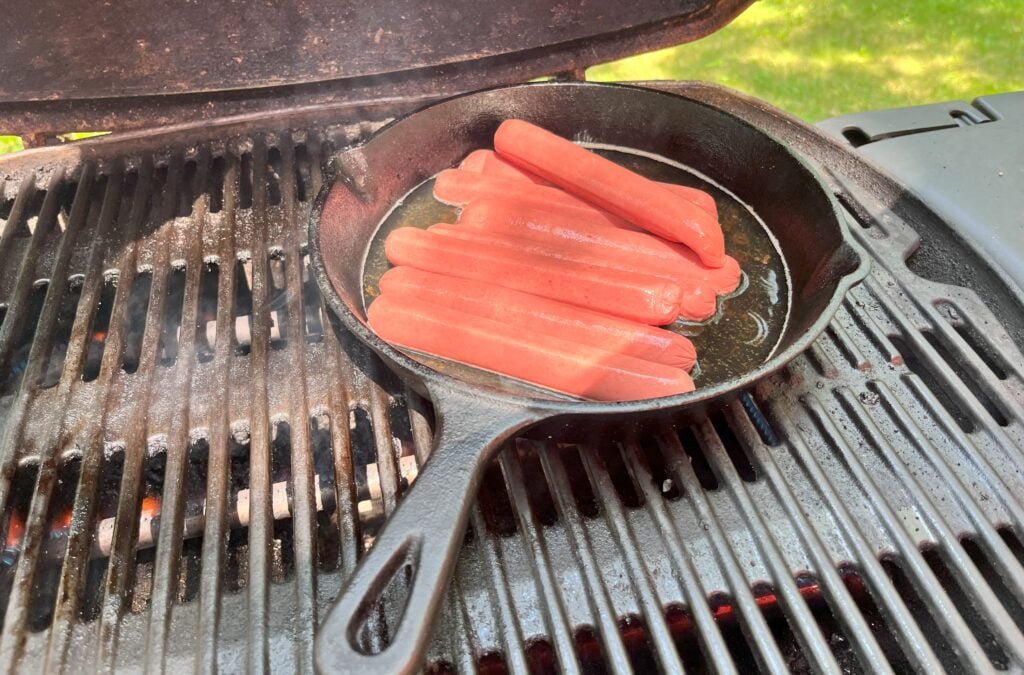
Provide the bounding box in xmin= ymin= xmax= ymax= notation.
xmin=590 ymin=0 xmax=1023 ymax=121
xmin=1 ymin=0 xmax=1020 ymax=153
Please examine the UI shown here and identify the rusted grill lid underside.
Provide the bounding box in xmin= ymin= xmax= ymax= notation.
xmin=0 ymin=0 xmax=753 ymax=134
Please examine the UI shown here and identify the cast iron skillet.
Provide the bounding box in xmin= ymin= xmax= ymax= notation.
xmin=309 ymin=82 xmax=867 ymax=673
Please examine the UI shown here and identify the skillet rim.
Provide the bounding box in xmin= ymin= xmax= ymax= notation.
xmin=307 ymin=80 xmax=869 ymax=415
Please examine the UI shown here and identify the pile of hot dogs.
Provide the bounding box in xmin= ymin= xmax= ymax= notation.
xmin=369 ymin=120 xmax=741 ymax=400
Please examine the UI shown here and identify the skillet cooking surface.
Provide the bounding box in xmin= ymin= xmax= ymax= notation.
xmin=362 ymin=145 xmax=791 ymax=396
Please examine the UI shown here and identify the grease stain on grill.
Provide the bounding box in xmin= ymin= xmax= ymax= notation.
xmin=362 ymin=147 xmax=791 ymax=395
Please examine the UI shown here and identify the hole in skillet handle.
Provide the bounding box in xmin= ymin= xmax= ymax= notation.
xmin=315 ymin=387 xmax=540 ymax=674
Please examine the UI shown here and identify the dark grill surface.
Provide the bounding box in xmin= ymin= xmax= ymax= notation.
xmin=1 ymin=83 xmax=1023 ymax=673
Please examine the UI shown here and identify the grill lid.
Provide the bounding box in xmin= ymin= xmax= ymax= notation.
xmin=0 ymin=0 xmax=752 ymax=133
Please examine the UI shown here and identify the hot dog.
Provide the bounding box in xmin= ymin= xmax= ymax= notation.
xmin=384 ymin=227 xmax=681 ymax=325
xmin=379 ymin=266 xmax=697 ymax=369
xmin=460 ymin=149 xmax=553 ymax=186
xmin=428 ymin=225 xmax=718 ymax=321
xmin=493 ymin=119 xmax=725 ymax=267
xmin=457 ymin=199 xmax=741 ymax=295
xmin=461 ymin=149 xmax=718 ymax=218
xmin=368 ymin=293 xmax=695 ymax=400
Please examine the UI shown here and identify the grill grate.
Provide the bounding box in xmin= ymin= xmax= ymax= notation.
xmin=1 ymin=84 xmax=1023 ymax=673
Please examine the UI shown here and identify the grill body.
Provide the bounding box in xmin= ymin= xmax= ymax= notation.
xmin=0 ymin=82 xmax=1023 ymax=673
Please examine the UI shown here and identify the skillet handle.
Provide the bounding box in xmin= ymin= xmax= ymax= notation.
xmin=315 ymin=389 xmax=539 ymax=674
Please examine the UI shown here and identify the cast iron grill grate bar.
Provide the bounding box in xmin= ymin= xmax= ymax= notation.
xmin=0 ymin=87 xmax=1022 ymax=672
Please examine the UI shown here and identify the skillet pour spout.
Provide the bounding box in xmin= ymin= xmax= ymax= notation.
xmin=308 ymin=82 xmax=868 ymax=674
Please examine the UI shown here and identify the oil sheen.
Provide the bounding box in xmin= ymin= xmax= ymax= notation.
xmin=363 ymin=147 xmax=791 ymax=395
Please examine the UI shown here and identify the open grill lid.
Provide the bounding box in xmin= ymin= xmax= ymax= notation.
xmin=0 ymin=0 xmax=753 ymax=135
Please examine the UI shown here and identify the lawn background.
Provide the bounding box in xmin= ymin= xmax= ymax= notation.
xmin=1 ymin=0 xmax=1020 ymax=154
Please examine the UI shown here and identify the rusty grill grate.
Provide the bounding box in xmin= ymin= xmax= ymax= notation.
xmin=0 ymin=84 xmax=1023 ymax=673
